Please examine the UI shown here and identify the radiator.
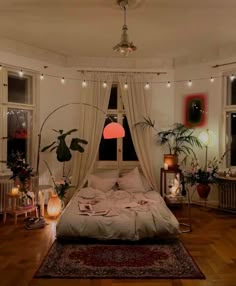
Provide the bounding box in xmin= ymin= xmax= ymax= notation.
xmin=0 ymin=175 xmax=39 ymax=213
xmin=218 ymin=180 xmax=236 ymax=212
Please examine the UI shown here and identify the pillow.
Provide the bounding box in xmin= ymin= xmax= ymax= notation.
xmin=140 ymin=173 xmax=152 ymax=192
xmin=91 ymin=169 xmax=119 ymax=179
xmin=117 ymin=167 xmax=146 ymax=193
xmin=88 ymin=174 xmax=117 ymax=192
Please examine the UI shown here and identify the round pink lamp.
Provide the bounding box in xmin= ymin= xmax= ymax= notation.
xmin=103 ymin=122 xmax=125 ymax=139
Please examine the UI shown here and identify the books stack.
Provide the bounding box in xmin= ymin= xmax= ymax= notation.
xmin=24 ymin=217 xmax=47 ymax=230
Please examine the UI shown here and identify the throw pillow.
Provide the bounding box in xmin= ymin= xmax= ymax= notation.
xmin=88 ymin=174 xmax=117 ymax=192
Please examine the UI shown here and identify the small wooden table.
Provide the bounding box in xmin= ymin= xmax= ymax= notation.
xmin=160 ymin=167 xmax=182 ymax=197
xmin=3 ymin=194 xmax=38 ymax=224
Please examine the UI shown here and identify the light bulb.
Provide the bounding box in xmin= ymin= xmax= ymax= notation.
xmin=61 ymin=77 xmax=65 ymax=84
xmin=187 ymin=80 xmax=192 ymax=87
xmin=102 ymin=81 xmax=107 ymax=88
xmin=19 ymin=70 xmax=24 ymax=77
xmin=210 ymin=77 xmax=214 ymax=83
xmin=144 ymin=82 xmax=150 ymax=90
xmin=230 ymin=74 xmax=235 ymax=81
xmin=124 ymin=82 xmax=128 ymax=89
xmin=166 ymin=81 xmax=171 ymax=88
xmin=40 ymin=74 xmax=44 ymax=80
xmin=0 ymin=65 xmax=2 ymax=70
xmin=82 ymin=80 xmax=87 ymax=88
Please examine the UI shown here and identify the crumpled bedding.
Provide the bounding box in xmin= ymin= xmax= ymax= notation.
xmin=56 ymin=187 xmax=180 ymax=240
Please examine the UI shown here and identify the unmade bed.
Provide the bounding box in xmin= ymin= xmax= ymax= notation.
xmin=56 ymin=187 xmax=180 ymax=241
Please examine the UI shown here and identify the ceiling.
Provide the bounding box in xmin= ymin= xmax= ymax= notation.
xmin=1 ymin=0 xmax=236 ymax=65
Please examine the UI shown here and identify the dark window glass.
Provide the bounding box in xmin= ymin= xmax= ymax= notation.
xmin=122 ymin=116 xmax=138 ymax=161
xmin=99 ymin=116 xmax=117 ymax=161
xmin=231 ymin=80 xmax=236 ymax=105
xmin=8 ymin=74 xmax=32 ymax=104
xmin=108 ymin=86 xmax=117 ymax=109
xmin=7 ymin=108 xmax=32 ymax=164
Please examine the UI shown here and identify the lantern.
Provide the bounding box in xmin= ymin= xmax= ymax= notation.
xmin=47 ymin=194 xmax=61 ymax=218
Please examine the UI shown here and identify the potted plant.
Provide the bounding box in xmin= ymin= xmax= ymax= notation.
xmin=135 ymin=117 xmax=202 ymax=167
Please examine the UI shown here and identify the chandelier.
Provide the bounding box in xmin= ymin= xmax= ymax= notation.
xmin=113 ymin=0 xmax=137 ymax=56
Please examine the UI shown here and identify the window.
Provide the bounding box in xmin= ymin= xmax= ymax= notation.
xmin=97 ymin=84 xmax=138 ymax=168
xmin=224 ymin=73 xmax=236 ymax=167
xmin=0 ymin=67 xmax=37 ymax=174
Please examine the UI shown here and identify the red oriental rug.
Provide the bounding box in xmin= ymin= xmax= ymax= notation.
xmin=34 ymin=239 xmax=205 ymax=279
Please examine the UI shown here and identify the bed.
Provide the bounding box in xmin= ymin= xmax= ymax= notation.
xmin=56 ymin=168 xmax=180 ymax=241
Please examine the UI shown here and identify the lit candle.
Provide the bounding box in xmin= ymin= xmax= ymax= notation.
xmin=164 ymin=163 xmax=168 ymax=170
xmin=11 ymin=187 xmax=19 ymax=196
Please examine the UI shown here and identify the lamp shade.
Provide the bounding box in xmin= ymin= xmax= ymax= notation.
xmin=103 ymin=122 xmax=125 ymax=139
xmin=47 ymin=194 xmax=61 ymax=218
xmin=198 ymin=129 xmax=215 ymax=147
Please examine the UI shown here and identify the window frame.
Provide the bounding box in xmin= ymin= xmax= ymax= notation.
xmin=0 ymin=66 xmax=38 ymax=175
xmin=96 ymin=83 xmax=139 ymax=170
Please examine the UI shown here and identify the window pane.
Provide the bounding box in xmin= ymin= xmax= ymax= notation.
xmin=98 ymin=115 xmax=117 ymax=161
xmin=7 ymin=108 xmax=33 ymax=164
xmin=122 ymin=116 xmax=138 ymax=161
xmin=226 ymin=112 xmax=236 ymax=166
xmin=227 ymin=76 xmax=236 ymax=105
xmin=108 ymin=86 xmax=117 ymax=109
xmin=8 ymin=73 xmax=32 ymax=104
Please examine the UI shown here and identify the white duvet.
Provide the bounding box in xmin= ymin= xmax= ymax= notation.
xmin=56 ymin=188 xmax=180 ymax=240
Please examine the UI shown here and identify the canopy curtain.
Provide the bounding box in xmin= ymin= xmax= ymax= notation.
xmin=71 ymin=72 xmax=113 ymax=189
xmin=118 ymin=74 xmax=158 ymax=191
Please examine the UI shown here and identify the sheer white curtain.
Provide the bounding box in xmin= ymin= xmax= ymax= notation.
xmin=72 ymin=72 xmax=113 ymax=189
xmin=118 ymin=74 xmax=158 ymax=191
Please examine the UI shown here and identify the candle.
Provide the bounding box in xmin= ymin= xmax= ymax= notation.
xmin=164 ymin=163 xmax=168 ymax=170
xmin=11 ymin=187 xmax=19 ymax=196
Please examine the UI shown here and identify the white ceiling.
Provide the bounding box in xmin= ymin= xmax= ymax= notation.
xmin=1 ymin=0 xmax=236 ymax=64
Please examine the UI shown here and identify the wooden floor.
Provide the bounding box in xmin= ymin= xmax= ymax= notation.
xmin=0 ymin=205 xmax=236 ymax=286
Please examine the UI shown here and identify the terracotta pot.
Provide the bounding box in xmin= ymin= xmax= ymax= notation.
xmin=196 ymin=183 xmax=211 ymax=199
xmin=163 ymin=154 xmax=178 ymax=169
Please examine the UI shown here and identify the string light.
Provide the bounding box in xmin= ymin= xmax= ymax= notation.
xmin=230 ymin=74 xmax=235 ymax=81
xmin=144 ymin=82 xmax=150 ymax=90
xmin=18 ymin=70 xmax=24 ymax=77
xmin=210 ymin=77 xmax=214 ymax=83
xmin=124 ymin=82 xmax=128 ymax=89
xmin=61 ymin=77 xmax=65 ymax=84
xmin=187 ymin=80 xmax=192 ymax=87
xmin=40 ymin=74 xmax=44 ymax=80
xmin=82 ymin=80 xmax=87 ymax=88
xmin=166 ymin=81 xmax=171 ymax=88
xmin=102 ymin=81 xmax=107 ymax=88
xmin=0 ymin=65 xmax=2 ymax=70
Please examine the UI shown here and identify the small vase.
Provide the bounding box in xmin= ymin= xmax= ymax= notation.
xmin=197 ymin=183 xmax=211 ymax=199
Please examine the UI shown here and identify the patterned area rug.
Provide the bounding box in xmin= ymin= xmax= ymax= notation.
xmin=35 ymin=239 xmax=205 ymax=279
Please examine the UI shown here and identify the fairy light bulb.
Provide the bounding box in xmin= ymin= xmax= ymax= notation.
xmin=40 ymin=74 xmax=44 ymax=80
xmin=187 ymin=80 xmax=192 ymax=87
xmin=210 ymin=77 xmax=214 ymax=83
xmin=82 ymin=80 xmax=87 ymax=88
xmin=166 ymin=81 xmax=171 ymax=88
xmin=124 ymin=82 xmax=128 ymax=90
xmin=102 ymin=81 xmax=107 ymax=88
xmin=19 ymin=70 xmax=24 ymax=77
xmin=144 ymin=82 xmax=150 ymax=90
xmin=230 ymin=74 xmax=235 ymax=81
xmin=61 ymin=77 xmax=65 ymax=84
xmin=0 ymin=65 xmax=2 ymax=70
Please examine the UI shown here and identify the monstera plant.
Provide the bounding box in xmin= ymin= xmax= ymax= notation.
xmin=41 ymin=128 xmax=88 ymax=162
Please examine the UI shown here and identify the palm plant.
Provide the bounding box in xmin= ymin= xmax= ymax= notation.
xmin=135 ymin=117 xmax=202 ymax=158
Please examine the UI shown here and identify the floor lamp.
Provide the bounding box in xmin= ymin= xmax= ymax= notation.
xmin=198 ymin=129 xmax=215 ymax=170
xmin=36 ymin=102 xmax=125 ymax=174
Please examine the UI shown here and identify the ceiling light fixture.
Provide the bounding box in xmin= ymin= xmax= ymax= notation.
xmin=113 ymin=0 xmax=137 ymax=56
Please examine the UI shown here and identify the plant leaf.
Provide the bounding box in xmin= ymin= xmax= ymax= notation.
xmin=41 ymin=141 xmax=56 ymax=152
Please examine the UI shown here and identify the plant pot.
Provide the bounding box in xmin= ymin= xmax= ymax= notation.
xmin=163 ymin=154 xmax=178 ymax=169
xmin=196 ymin=183 xmax=211 ymax=199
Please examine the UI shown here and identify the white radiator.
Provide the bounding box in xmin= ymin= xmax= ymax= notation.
xmin=0 ymin=175 xmax=39 ymax=213
xmin=219 ymin=180 xmax=236 ymax=212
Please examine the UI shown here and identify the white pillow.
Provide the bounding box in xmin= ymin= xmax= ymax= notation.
xmin=91 ymin=169 xmax=119 ymax=179
xmin=117 ymin=167 xmax=145 ymax=193
xmin=88 ymin=174 xmax=117 ymax=192
xmin=140 ymin=173 xmax=152 ymax=192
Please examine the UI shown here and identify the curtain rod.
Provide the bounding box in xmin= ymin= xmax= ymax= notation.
xmin=212 ymin=61 xmax=236 ymax=68
xmin=77 ymin=70 xmax=167 ymax=75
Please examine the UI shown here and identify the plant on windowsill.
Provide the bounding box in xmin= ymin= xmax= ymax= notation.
xmin=135 ymin=118 xmax=202 ymax=167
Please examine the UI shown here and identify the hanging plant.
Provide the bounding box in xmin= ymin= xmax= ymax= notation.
xmin=41 ymin=129 xmax=88 ymax=162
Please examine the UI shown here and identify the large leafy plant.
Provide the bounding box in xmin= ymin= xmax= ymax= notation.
xmin=41 ymin=128 xmax=88 ymax=162
xmin=135 ymin=117 xmax=202 ymax=157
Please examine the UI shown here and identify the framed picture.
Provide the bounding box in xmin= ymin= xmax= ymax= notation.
xmin=184 ymin=93 xmax=207 ymax=127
